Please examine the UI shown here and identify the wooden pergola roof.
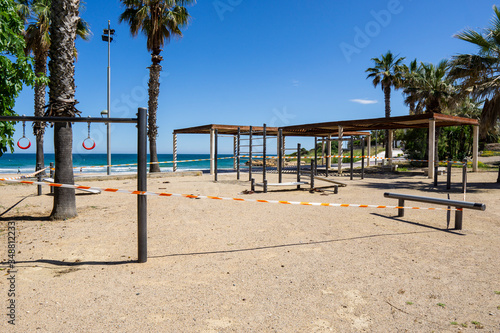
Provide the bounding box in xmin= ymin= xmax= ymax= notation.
xmin=281 ymin=113 xmax=479 ymax=137
xmin=173 ymin=124 xmax=370 ymax=137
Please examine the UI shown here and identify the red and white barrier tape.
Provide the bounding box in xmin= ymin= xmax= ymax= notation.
xmin=0 ymin=177 xmax=460 ymax=212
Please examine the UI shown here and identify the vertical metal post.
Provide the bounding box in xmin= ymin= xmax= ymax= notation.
xmin=455 ymin=208 xmax=463 ymax=230
xmin=350 ymin=136 xmax=354 ymax=180
xmin=310 ymin=159 xmax=315 ymax=190
xmin=338 ymin=127 xmax=343 ymax=175
xmin=210 ymin=129 xmax=215 ymax=175
xmin=361 ymin=137 xmax=365 ymax=180
xmin=462 ymin=159 xmax=467 ymax=200
xmin=398 ymin=199 xmax=404 ymax=217
xmin=446 ymin=160 xmax=452 ymax=190
xmin=278 ymin=129 xmax=283 ymax=183
xmin=297 ymin=143 xmax=301 ymax=190
xmin=263 ymin=124 xmax=267 ymax=189
xmin=173 ymin=133 xmax=177 ymax=172
xmin=249 ymin=126 xmax=253 ymax=181
xmin=428 ymin=118 xmax=436 ymax=179
xmin=434 ymin=164 xmax=438 ymax=187
xmin=314 ymin=137 xmax=318 ymax=176
xmin=237 ymin=127 xmax=240 ymax=180
xmin=49 ymin=162 xmax=54 ymax=194
xmin=214 ymin=129 xmax=218 ymax=182
xmin=367 ymin=135 xmax=371 ymax=167
xmin=106 ymin=20 xmax=111 ymax=176
xmin=137 ymin=107 xmax=148 ymax=263
xmin=36 ymin=163 xmax=42 ymax=196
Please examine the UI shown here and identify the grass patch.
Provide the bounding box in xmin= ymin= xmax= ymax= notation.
xmin=437 ymin=303 xmax=446 ymax=308
xmin=471 ymin=321 xmax=483 ymax=329
xmin=494 ymin=291 xmax=500 ymax=295
xmin=405 ymin=301 xmax=413 ymax=305
xmin=450 ymin=322 xmax=458 ymax=325
xmin=481 ymin=150 xmax=500 ymax=157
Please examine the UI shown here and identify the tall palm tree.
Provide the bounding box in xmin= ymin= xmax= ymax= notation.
xmin=449 ymin=5 xmax=500 ymax=138
xmin=366 ymin=50 xmax=405 ymax=157
xmin=120 ymin=0 xmax=195 ymax=172
xmin=19 ymin=0 xmax=90 ymax=173
xmin=45 ymin=0 xmax=80 ymax=220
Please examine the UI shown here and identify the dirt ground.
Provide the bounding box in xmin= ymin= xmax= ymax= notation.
xmin=0 ymin=166 xmax=499 ymax=332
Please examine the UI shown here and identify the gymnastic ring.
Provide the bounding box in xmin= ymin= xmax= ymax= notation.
xmin=82 ymin=138 xmax=96 ymax=150
xmin=17 ymin=137 xmax=31 ymax=150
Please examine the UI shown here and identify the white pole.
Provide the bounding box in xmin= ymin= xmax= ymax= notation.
xmin=428 ymin=119 xmax=436 ymax=179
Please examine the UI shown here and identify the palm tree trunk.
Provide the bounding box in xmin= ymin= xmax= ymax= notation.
xmin=148 ymin=54 xmax=162 ymax=173
xmin=384 ymin=85 xmax=391 ymax=158
xmin=33 ymin=53 xmax=47 ymax=174
xmin=47 ymin=0 xmax=79 ymax=220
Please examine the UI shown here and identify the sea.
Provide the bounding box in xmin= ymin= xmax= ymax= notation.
xmin=0 ymin=153 xmax=249 ymax=174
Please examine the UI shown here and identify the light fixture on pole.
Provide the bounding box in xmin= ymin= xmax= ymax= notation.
xmin=102 ymin=21 xmax=115 ymax=175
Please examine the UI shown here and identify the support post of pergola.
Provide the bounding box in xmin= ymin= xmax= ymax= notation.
xmin=388 ymin=129 xmax=394 ymax=166
xmin=367 ymin=135 xmax=371 ymax=167
xmin=326 ymin=135 xmax=332 ymax=169
xmin=473 ymin=125 xmax=479 ymax=172
xmin=173 ymin=133 xmax=178 ymax=172
xmin=338 ymin=126 xmax=343 ymax=174
xmin=210 ymin=128 xmax=215 ymax=175
xmin=428 ymin=118 xmax=436 ymax=179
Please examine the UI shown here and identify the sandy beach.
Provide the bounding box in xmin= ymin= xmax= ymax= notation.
xmin=1 ymin=166 xmax=499 ymax=332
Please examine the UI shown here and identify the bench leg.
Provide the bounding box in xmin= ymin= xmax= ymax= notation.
xmin=334 ymin=185 xmax=338 ymax=194
xmin=263 ymin=179 xmax=268 ymax=193
xmin=251 ymin=178 xmax=255 ymax=192
xmin=398 ymin=199 xmax=404 ymax=217
xmin=455 ymin=208 xmax=463 ymax=230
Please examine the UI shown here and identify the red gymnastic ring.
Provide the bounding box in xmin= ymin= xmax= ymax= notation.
xmin=17 ymin=137 xmax=31 ymax=150
xmin=82 ymin=138 xmax=96 ymax=150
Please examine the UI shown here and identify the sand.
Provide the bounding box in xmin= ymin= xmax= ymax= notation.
xmin=0 ymin=166 xmax=499 ymax=332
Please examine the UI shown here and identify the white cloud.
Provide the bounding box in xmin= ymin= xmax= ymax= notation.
xmin=350 ymin=99 xmax=378 ymax=105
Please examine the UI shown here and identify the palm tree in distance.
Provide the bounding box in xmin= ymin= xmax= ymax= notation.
xmin=401 ymin=59 xmax=422 ymax=115
xmin=18 ymin=0 xmax=90 ymax=173
xmin=449 ymin=5 xmax=500 ymax=182
xmin=366 ymin=51 xmax=405 ymax=157
xmin=120 ymin=0 xmax=195 ymax=172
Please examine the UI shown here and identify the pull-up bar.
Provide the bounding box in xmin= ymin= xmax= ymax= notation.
xmin=0 ymin=108 xmax=148 ymax=263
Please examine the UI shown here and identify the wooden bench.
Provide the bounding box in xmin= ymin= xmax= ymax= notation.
xmin=384 ymin=192 xmax=486 ymax=230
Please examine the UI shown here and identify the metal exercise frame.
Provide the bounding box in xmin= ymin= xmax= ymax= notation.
xmin=0 ymin=108 xmax=148 ymax=263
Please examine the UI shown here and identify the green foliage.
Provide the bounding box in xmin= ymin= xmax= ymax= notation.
xmin=439 ymin=126 xmax=473 ymax=160
xmin=0 ymin=0 xmax=36 ymax=156
xmin=402 ymin=128 xmax=427 ymax=161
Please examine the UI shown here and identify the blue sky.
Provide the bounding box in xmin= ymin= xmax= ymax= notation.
xmin=11 ymin=0 xmax=498 ymax=154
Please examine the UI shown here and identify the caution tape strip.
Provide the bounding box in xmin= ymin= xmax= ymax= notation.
xmin=0 ymin=177 xmax=460 ymax=212
xmin=73 ymin=156 xmax=235 ymax=170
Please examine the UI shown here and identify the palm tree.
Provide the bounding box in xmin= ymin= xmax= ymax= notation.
xmin=401 ymin=59 xmax=422 ymax=114
xmin=45 ymin=0 xmax=80 ymax=219
xmin=405 ymin=60 xmax=457 ymax=114
xmin=449 ymin=5 xmax=500 ymax=137
xmin=366 ymin=51 xmax=405 ymax=157
xmin=449 ymin=6 xmax=500 ymax=182
xmin=18 ymin=0 xmax=90 ymax=173
xmin=403 ymin=60 xmax=459 ymax=161
xmin=120 ymin=0 xmax=195 ymax=172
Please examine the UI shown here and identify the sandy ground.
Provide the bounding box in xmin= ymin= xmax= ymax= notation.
xmin=0 ymin=166 xmax=499 ymax=332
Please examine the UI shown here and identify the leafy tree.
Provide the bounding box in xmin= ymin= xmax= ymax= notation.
xmin=366 ymin=51 xmax=405 ymax=158
xmin=45 ymin=0 xmax=80 ymax=219
xmin=120 ymin=0 xmax=195 ymax=172
xmin=0 ymin=0 xmax=36 ymax=156
xmin=17 ymin=0 xmax=90 ymax=172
